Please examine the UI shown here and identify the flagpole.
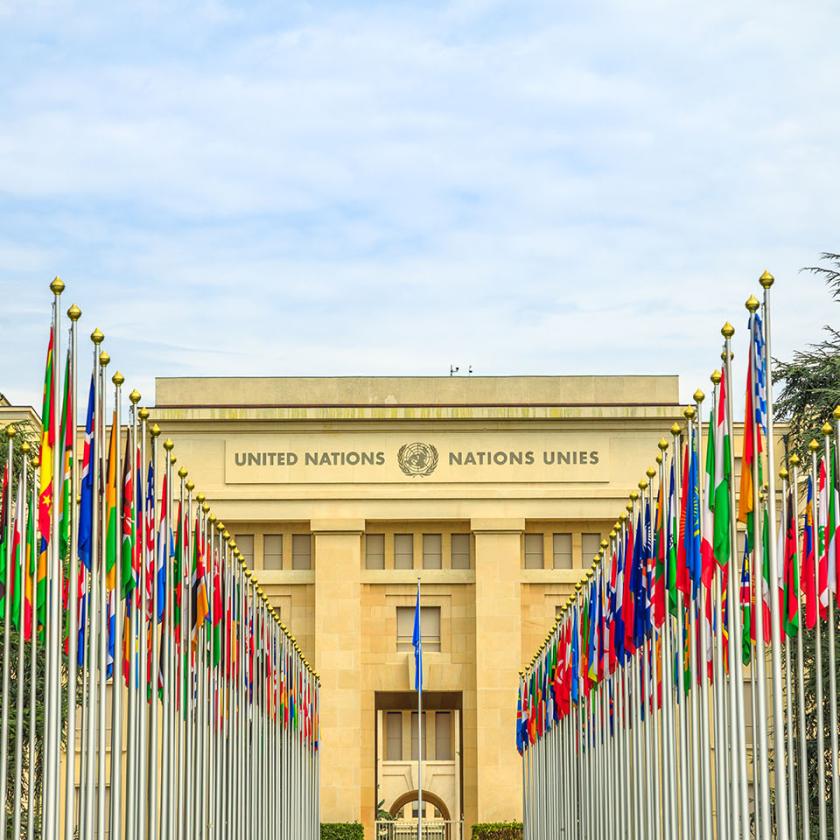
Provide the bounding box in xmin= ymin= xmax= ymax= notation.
xmin=722 ymin=322 xmax=750 ymax=839
xmin=757 ymin=272 xmax=791 ymax=840
xmin=137 ymin=406 xmax=150 ymax=840
xmin=790 ymin=453 xmax=811 ymax=840
xmin=809 ymin=437 xmax=828 ymax=840
xmin=27 ymin=454 xmax=40 ymax=840
xmin=110 ymin=369 xmax=125 ymax=839
xmin=44 ymin=276 xmax=64 ymax=840
xmin=125 ymin=391 xmax=141 ymax=840
xmin=822 ymin=422 xmax=840 ymax=840
xmin=63 ymin=302 xmax=81 ymax=840
xmin=416 ymin=575 xmax=423 ymax=840
xmin=96 ymin=348 xmax=110 ymax=840
xmin=161 ymin=439 xmax=175 ymax=840
xmin=82 ymin=329 xmax=103 ymax=839
xmin=13 ymin=444 xmax=31 ymax=839
xmin=148 ymin=422 xmax=161 ymax=840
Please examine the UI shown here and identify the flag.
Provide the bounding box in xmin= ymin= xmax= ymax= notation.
xmin=676 ymin=443 xmax=690 ymax=601
xmin=191 ymin=516 xmax=209 ymax=649
xmin=412 ymin=581 xmax=423 ymax=692
xmin=702 ymin=406 xmax=716 ymax=587
xmin=741 ymin=535 xmax=753 ymax=666
xmin=802 ymin=476 xmax=817 ymax=630
xmin=78 ymin=375 xmax=95 ymax=573
xmin=105 ymin=413 xmax=118 ymax=678
xmin=782 ymin=489 xmax=799 ymax=637
xmin=712 ymin=369 xmax=732 ymax=568
xmin=667 ymin=456 xmax=679 ymax=618
xmin=58 ymin=349 xmax=73 ymax=563
xmin=212 ymin=546 xmax=223 ymax=667
xmin=38 ymin=326 xmax=55 ymax=546
xmin=818 ymin=459 xmax=830 ymax=616
xmin=173 ymin=502 xmax=183 ymax=646
xmin=25 ymin=482 xmax=36 ymax=642
xmin=0 ymin=461 xmax=9 ymax=618
xmin=10 ymin=471 xmax=24 ymax=630
xmin=121 ymin=432 xmax=135 ymax=600
xmin=570 ymin=605 xmax=579 ymax=705
xmin=653 ymin=480 xmax=666 ymax=628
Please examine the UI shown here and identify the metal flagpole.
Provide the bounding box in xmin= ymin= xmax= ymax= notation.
xmin=183 ymin=481 xmax=195 ymax=840
xmin=64 ymin=302 xmax=81 ymax=840
xmin=137 ymin=405 xmax=150 ymax=840
xmin=417 ymin=576 xmax=423 ymax=840
xmin=723 ymin=322 xmax=750 ymax=839
xmin=822 ymin=422 xmax=840 ymax=840
xmin=44 ymin=276 xmax=64 ymax=840
xmin=82 ymin=329 xmax=103 ymax=839
xmin=96 ymin=348 xmax=110 ymax=840
xmin=810 ymin=438 xmax=828 ymax=840
xmin=780 ymin=468 xmax=798 ymax=840
xmin=124 ymin=392 xmax=140 ymax=840
xmin=693 ymin=395 xmax=714 ymax=840
xmin=176 ymin=465 xmax=187 ymax=840
xmin=162 ymin=439 xmax=174 ymax=840
xmin=746 ymin=295 xmax=771 ymax=840
xmin=790 ymin=453 xmax=811 ymax=840
xmin=148 ymin=422 xmax=161 ymax=840
xmin=27 ymin=454 xmax=40 ymax=840
xmin=759 ymin=271 xmax=791 ymax=840
xmin=109 ymin=369 xmax=125 ymax=840
xmin=13 ymin=446 xmax=31 ymax=838
xmin=709 ymin=372 xmax=730 ymax=840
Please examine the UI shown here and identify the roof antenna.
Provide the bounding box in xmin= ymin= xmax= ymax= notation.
xmin=449 ymin=365 xmax=459 ymax=376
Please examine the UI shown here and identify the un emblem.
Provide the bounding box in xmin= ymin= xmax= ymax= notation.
xmin=397 ymin=442 xmax=439 ymax=477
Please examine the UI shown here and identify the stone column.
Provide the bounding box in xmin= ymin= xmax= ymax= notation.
xmin=471 ymin=518 xmax=524 ymax=827
xmin=312 ymin=519 xmax=365 ymax=826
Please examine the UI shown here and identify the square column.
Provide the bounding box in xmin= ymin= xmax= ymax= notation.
xmin=312 ymin=519 xmax=365 ymax=825
xmin=472 ymin=518 xmax=524 ymax=825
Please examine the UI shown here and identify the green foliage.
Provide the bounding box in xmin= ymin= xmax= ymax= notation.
xmin=320 ymin=822 xmax=365 ymax=840
xmin=773 ymin=252 xmax=840 ymax=839
xmin=471 ymin=822 xmax=523 ymax=840
xmin=773 ymin=252 xmax=840 ymax=460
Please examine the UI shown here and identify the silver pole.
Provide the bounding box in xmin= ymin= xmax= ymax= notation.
xmin=137 ymin=406 xmax=150 ymax=840
xmin=96 ymin=350 xmax=109 ymax=840
xmin=109 ymin=369 xmax=125 ymax=840
xmin=810 ymin=440 xmax=828 ymax=840
xmin=791 ymin=454 xmax=811 ymax=840
xmin=148 ymin=422 xmax=161 ymax=840
xmin=417 ymin=576 xmax=423 ymax=840
xmin=27 ymin=455 xmax=40 ymax=840
xmin=723 ymin=323 xmax=750 ymax=839
xmin=64 ymin=304 xmax=80 ymax=840
xmin=13 ymin=447 xmax=30 ymax=838
xmin=759 ymin=272 xmax=790 ymax=839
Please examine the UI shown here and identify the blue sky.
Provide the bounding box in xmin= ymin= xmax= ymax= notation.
xmin=0 ymin=0 xmax=837 ymax=409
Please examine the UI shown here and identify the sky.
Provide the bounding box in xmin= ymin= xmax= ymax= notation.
xmin=0 ymin=0 xmax=837 ymax=410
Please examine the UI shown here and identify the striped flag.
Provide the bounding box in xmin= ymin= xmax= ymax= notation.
xmin=105 ymin=414 xmax=118 ymax=678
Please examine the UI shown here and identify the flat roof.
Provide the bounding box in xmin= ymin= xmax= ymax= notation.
xmin=155 ymin=374 xmax=680 ymax=409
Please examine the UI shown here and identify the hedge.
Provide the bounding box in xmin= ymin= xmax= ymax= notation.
xmin=471 ymin=823 xmax=523 ymax=840
xmin=320 ymin=823 xmax=364 ymax=840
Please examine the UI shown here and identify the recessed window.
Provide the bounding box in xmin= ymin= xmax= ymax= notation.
xmin=524 ymin=533 xmax=544 ymax=569
xmin=235 ymin=534 xmax=254 ymax=569
xmin=582 ymin=533 xmax=601 ymax=565
xmin=394 ymin=534 xmax=414 ymax=570
xmin=450 ymin=533 xmax=471 ymax=570
xmin=553 ymin=533 xmax=572 ymax=569
xmin=435 ymin=711 xmax=452 ymax=760
xmin=385 ymin=712 xmax=402 ymax=761
xmin=423 ymin=534 xmax=442 ymax=569
xmin=365 ymin=534 xmax=385 ymax=570
xmin=396 ymin=606 xmax=441 ymax=653
xmin=411 ymin=711 xmax=427 ymax=761
xmin=292 ymin=534 xmax=312 ymax=570
xmin=263 ymin=535 xmax=283 ymax=570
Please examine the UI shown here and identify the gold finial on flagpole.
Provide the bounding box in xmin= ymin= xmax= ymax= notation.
xmin=139 ymin=407 xmax=150 ymax=421
xmin=789 ymin=453 xmax=800 ymax=466
xmin=208 ymin=512 xmax=216 ymax=523
xmin=112 ymin=371 xmax=124 ymax=386
xmin=658 ymin=438 xmax=669 ymax=451
xmin=671 ymin=422 xmax=681 ymax=435
xmin=711 ymin=370 xmax=721 ymax=385
xmin=201 ymin=501 xmax=209 ymax=514
xmin=196 ymin=493 xmax=205 ymax=503
xmin=177 ymin=467 xmax=187 ymax=479
xmin=21 ymin=442 xmax=30 ymax=454
xmin=185 ymin=480 xmax=194 ymax=492
xmin=779 ymin=467 xmax=788 ymax=480
xmin=50 ymin=276 xmax=65 ymax=295
xmin=150 ymin=423 xmax=160 ymax=438
xmin=163 ymin=438 xmax=173 ymax=452
xmin=99 ymin=351 xmax=110 ymax=368
xmin=646 ymin=467 xmax=656 ymax=479
xmin=630 ymin=490 xmax=639 ymax=501
xmin=683 ymin=406 xmax=696 ymax=420
xmin=129 ymin=389 xmax=141 ymax=404
xmin=693 ymin=389 xmax=704 ymax=404
xmin=759 ymin=270 xmax=775 ymax=289
xmin=822 ymin=422 xmax=833 ymax=436
xmin=745 ymin=294 xmax=760 ymax=313
xmin=91 ymin=327 xmax=104 ymax=344
xmin=67 ymin=304 xmax=81 ymax=321
xmin=808 ymin=439 xmax=819 ymax=453
xmin=834 ymin=405 xmax=840 ymax=419
xmin=721 ymin=322 xmax=735 ymax=339
xmin=4 ymin=426 xmax=15 ymax=439
xmin=169 ymin=453 xmax=176 ymax=465
xmin=639 ymin=478 xmax=648 ymax=491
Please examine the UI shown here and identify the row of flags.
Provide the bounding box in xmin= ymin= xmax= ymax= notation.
xmin=518 ymin=273 xmax=839 ymax=840
xmin=0 ymin=278 xmax=320 ymax=840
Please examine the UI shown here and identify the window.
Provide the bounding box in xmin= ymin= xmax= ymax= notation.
xmin=524 ymin=533 xmax=544 ymax=569
xmin=292 ymin=534 xmax=312 ymax=570
xmin=263 ymin=535 xmax=283 ymax=570
xmin=394 ymin=534 xmax=414 ymax=570
xmin=235 ymin=534 xmax=254 ymax=569
xmin=582 ymin=533 xmax=601 ymax=564
xmin=396 ymin=606 xmax=441 ymax=652
xmin=385 ymin=712 xmax=402 ymax=761
xmin=451 ymin=533 xmax=471 ymax=570
xmin=423 ymin=534 xmax=442 ymax=569
xmin=552 ymin=533 xmax=572 ymax=569
xmin=435 ymin=711 xmax=452 ymax=760
xmin=411 ymin=711 xmax=427 ymax=760
xmin=365 ymin=534 xmax=385 ymax=570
